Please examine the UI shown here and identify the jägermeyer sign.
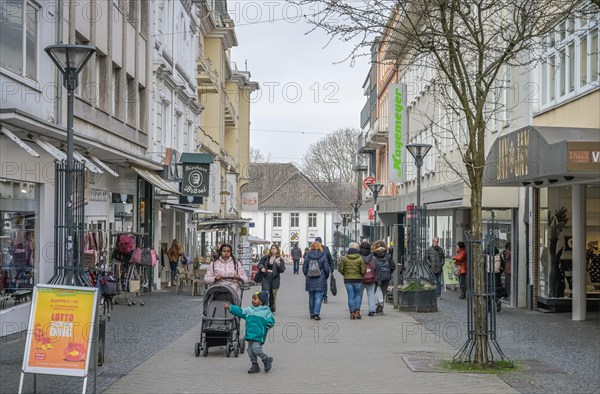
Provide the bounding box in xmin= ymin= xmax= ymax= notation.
xmin=182 ymin=163 xmax=210 ymax=197
xmin=389 ymin=83 xmax=407 ymax=183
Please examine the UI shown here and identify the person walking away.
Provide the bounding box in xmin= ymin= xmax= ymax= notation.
xmin=302 ymin=241 xmax=330 ymax=320
xmin=358 ymin=241 xmax=377 ymax=316
xmin=315 ymin=237 xmax=333 ymax=304
xmin=371 ymin=240 xmax=395 ymax=315
xmin=204 ymin=243 xmax=247 ymax=296
xmin=453 ymin=242 xmax=467 ymax=299
xmin=257 ymin=244 xmax=286 ymax=313
xmin=225 ymin=291 xmax=274 ymax=373
xmin=167 ymin=239 xmax=183 ymax=286
xmin=338 ymin=242 xmax=366 ymax=319
xmin=503 ymin=243 xmax=512 ymax=299
xmin=426 ymin=237 xmax=446 ymax=298
xmin=291 ymin=243 xmax=302 ymax=275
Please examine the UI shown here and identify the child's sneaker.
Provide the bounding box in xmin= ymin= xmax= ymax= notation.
xmin=248 ymin=363 xmax=260 ymax=374
xmin=263 ymin=356 xmax=273 ymax=372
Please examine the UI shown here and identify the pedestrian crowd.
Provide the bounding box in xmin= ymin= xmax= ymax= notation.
xmin=202 ymin=235 xmax=512 ymax=375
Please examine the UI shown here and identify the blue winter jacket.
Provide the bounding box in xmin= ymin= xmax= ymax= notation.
xmin=302 ymin=250 xmax=330 ymax=292
xmin=228 ymin=304 xmax=274 ymax=343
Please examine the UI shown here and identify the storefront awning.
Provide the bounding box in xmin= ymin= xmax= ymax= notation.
xmin=88 ymin=155 xmax=119 ymax=177
xmin=248 ymin=235 xmax=271 ymax=245
xmin=1 ymin=126 xmax=40 ymax=157
xmin=484 ymin=126 xmax=600 ymax=187
xmin=160 ymin=202 xmax=213 ymax=214
xmin=196 ymin=218 xmax=251 ymax=230
xmin=131 ymin=165 xmax=181 ymax=195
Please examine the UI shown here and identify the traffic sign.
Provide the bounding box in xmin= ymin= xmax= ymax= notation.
xmin=363 ymin=176 xmax=376 ymax=190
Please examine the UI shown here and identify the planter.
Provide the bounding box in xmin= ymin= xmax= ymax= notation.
xmin=398 ymin=289 xmax=438 ymax=312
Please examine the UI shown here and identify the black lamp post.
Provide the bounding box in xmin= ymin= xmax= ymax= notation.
xmin=367 ymin=182 xmax=384 ymax=241
xmin=406 ymin=143 xmax=432 ymax=208
xmin=334 ymin=221 xmax=341 ymax=257
xmin=45 ymin=44 xmax=96 ymax=285
xmin=341 ymin=213 xmax=351 ymax=246
xmin=350 ymin=202 xmax=362 ymax=242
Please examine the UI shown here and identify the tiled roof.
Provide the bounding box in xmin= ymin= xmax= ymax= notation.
xmin=315 ymin=182 xmax=360 ymax=211
xmin=242 ymin=163 xmax=351 ymax=209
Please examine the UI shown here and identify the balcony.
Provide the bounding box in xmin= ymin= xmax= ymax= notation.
xmin=196 ymin=56 xmax=219 ymax=94
xmin=357 ymin=132 xmax=374 ymax=154
xmin=352 ymin=154 xmax=368 ymax=172
xmin=224 ymin=94 xmax=237 ymax=126
xmin=364 ymin=120 xmax=387 ymax=149
xmin=360 ymin=99 xmax=370 ymax=129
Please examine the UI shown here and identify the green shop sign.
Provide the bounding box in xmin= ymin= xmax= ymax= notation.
xmin=388 ymin=83 xmax=407 ymax=183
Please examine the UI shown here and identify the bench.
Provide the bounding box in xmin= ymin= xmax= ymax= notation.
xmin=11 ymin=290 xmax=32 ymax=305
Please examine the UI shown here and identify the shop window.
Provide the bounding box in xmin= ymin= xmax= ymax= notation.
xmin=1 ymin=180 xmax=37 ymax=296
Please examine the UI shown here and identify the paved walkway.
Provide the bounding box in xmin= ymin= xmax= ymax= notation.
xmin=105 ymin=273 xmax=516 ymax=393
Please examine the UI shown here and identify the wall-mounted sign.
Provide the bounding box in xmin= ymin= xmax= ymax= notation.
xmin=22 ymin=285 xmax=98 ymax=378
xmin=388 ymin=83 xmax=407 ymax=183
xmin=225 ymin=173 xmax=237 ymax=215
xmin=567 ymin=142 xmax=600 ymax=171
xmin=271 ymin=230 xmax=282 ymax=241
xmin=182 ymin=163 xmax=210 ymax=196
xmin=241 ymin=192 xmax=258 ymax=211
xmin=289 ymin=231 xmax=299 ymax=241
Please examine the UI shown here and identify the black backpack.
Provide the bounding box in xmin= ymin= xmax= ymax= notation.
xmin=101 ymin=274 xmax=118 ymax=296
xmin=376 ymin=256 xmax=391 ymax=282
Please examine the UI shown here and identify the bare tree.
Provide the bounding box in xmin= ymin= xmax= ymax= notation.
xmin=301 ymin=127 xmax=360 ymax=182
xmin=250 ymin=147 xmax=269 ymax=163
xmin=299 ymin=0 xmax=595 ymax=366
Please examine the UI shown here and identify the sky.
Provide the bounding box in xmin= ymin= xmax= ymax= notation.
xmin=227 ymin=1 xmax=370 ymax=165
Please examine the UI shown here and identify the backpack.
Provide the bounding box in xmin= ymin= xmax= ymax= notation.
xmin=101 ymin=274 xmax=118 ymax=296
xmin=307 ymin=259 xmax=322 ymax=278
xmin=376 ymin=256 xmax=391 ymax=282
xmin=362 ymin=261 xmax=377 ymax=284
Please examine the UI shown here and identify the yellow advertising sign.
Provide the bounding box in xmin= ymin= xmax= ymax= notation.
xmin=22 ymin=285 xmax=98 ymax=377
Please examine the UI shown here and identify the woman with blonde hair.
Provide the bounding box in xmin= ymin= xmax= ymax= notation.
xmin=167 ymin=239 xmax=183 ymax=286
xmin=302 ymin=241 xmax=330 ymax=320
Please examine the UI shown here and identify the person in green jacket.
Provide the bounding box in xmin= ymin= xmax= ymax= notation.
xmin=225 ymin=291 xmax=274 ymax=373
xmin=338 ymin=242 xmax=366 ymax=320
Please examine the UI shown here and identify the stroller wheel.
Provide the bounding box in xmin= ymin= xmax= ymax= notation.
xmin=496 ymin=299 xmax=502 ymax=313
xmin=240 ymin=340 xmax=245 ymax=354
xmin=195 ymin=342 xmax=201 ymax=357
xmin=225 ymin=343 xmax=231 ymax=357
xmin=202 ymin=340 xmax=208 ymax=357
xmin=234 ymin=343 xmax=240 ymax=357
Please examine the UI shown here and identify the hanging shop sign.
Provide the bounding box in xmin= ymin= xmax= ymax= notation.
xmin=241 ymin=192 xmax=258 ymax=211
xmin=388 ymin=83 xmax=407 ymax=183
xmin=22 ymin=284 xmax=98 ymax=377
xmin=180 ymin=153 xmax=212 ymax=197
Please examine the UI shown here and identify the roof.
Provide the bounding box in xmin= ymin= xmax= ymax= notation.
xmin=242 ymin=163 xmax=355 ymax=210
xmin=315 ymin=182 xmax=360 ymax=211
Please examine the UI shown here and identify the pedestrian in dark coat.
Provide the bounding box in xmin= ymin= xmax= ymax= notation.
xmin=302 ymin=241 xmax=330 ymax=320
xmin=315 ymin=236 xmax=333 ymax=303
xmin=371 ymin=240 xmax=395 ymax=315
xmin=291 ymin=243 xmax=302 ymax=275
xmin=257 ymin=244 xmax=286 ymax=313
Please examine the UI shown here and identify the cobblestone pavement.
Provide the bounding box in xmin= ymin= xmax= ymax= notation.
xmin=406 ymin=287 xmax=600 ymax=394
xmin=0 ymin=286 xmax=205 ymax=394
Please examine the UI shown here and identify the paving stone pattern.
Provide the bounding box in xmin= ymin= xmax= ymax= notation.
xmin=0 ymin=288 xmax=204 ymax=394
xmin=406 ymin=289 xmax=600 ymax=394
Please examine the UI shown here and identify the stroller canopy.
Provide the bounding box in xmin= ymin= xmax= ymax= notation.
xmin=203 ymin=284 xmax=240 ymax=313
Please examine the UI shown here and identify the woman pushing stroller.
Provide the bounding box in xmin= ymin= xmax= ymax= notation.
xmin=204 ymin=243 xmax=247 ymax=295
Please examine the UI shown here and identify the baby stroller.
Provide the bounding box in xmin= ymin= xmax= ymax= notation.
xmin=195 ymin=277 xmax=245 ymax=357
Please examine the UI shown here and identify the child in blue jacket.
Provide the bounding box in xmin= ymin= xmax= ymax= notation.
xmin=225 ymin=291 xmax=275 ymax=373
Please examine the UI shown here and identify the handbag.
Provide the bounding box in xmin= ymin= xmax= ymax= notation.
xmin=453 ymin=266 xmax=461 ymax=276
xmin=12 ymin=248 xmax=27 ymax=267
xmin=127 ymin=265 xmax=140 ymax=293
xmin=141 ymin=248 xmax=153 ymax=266
xmin=330 ymin=273 xmax=337 ymax=296
xmin=130 ymin=247 xmax=143 ymax=264
xmin=118 ymin=234 xmax=135 ymax=254
xmin=83 ymin=232 xmax=98 ymax=269
xmin=253 ymin=269 xmax=264 ymax=284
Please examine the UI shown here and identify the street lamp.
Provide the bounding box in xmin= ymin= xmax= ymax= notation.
xmin=367 ymin=182 xmax=384 ymax=241
xmin=45 ymin=44 xmax=96 ymax=285
xmin=350 ymin=202 xmax=362 ymax=242
xmin=406 ymin=143 xmax=432 ymax=208
xmin=341 ymin=213 xmax=351 ymax=246
xmin=334 ymin=221 xmax=341 ymax=258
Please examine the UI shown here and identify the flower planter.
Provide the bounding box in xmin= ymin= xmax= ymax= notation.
xmin=398 ymin=289 xmax=438 ymax=312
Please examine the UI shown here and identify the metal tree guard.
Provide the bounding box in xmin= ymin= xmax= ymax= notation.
xmin=48 ymin=160 xmax=90 ymax=286
xmin=453 ymin=230 xmax=512 ymax=366
xmin=403 ymin=204 xmax=432 ymax=280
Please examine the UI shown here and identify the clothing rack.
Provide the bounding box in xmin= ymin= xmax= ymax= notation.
xmin=109 ymin=232 xmax=152 ymax=307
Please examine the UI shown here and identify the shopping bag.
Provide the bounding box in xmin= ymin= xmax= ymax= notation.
xmin=130 ymin=247 xmax=143 ymax=264
xmin=83 ymin=233 xmax=98 ymax=269
xmin=330 ymin=273 xmax=337 ymax=296
xmin=129 ymin=279 xmax=140 ymax=293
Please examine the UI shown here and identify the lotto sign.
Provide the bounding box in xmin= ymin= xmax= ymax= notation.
xmin=22 ymin=285 xmax=98 ymax=377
